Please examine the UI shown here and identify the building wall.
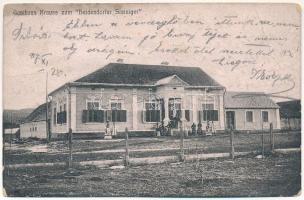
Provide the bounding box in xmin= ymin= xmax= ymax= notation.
xmin=20 ymin=121 xmax=47 ymax=139
xmin=75 ymin=87 xmax=135 ymax=133
xmin=50 ymin=87 xmax=68 ymax=136
xmin=225 ymin=108 xmax=280 ymax=131
xmin=50 ymin=84 xmax=281 ymax=135
xmin=50 ymin=84 xmax=226 ymax=135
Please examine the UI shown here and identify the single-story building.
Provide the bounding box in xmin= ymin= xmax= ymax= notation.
xmin=225 ymin=92 xmax=281 ymax=131
xmin=47 ymin=63 xmax=281 ymax=138
xmin=20 ymin=103 xmax=50 ymax=139
xmin=3 ymin=128 xmax=20 ymax=142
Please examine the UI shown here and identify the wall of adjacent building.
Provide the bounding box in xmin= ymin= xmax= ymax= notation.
xmin=225 ymin=108 xmax=280 ymax=131
xmin=20 ymin=121 xmax=47 ymax=139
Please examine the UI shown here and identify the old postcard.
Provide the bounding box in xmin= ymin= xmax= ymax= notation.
xmin=2 ymin=2 xmax=301 ymax=197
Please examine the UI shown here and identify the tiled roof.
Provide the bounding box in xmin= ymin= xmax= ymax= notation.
xmin=225 ymin=92 xmax=279 ymax=109
xmin=23 ymin=103 xmax=48 ymax=123
xmin=75 ymin=63 xmax=223 ymax=87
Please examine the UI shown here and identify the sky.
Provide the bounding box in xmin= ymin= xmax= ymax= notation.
xmin=3 ymin=3 xmax=301 ymax=110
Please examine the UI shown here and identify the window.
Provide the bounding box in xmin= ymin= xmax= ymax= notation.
xmin=169 ymin=98 xmax=182 ymax=120
xmin=202 ymin=103 xmax=214 ymax=110
xmin=106 ymin=110 xmax=127 ymax=122
xmin=201 ymin=102 xmax=218 ymax=121
xmin=57 ymin=106 xmax=67 ymax=124
xmin=56 ymin=102 xmax=67 ymax=125
xmin=144 ymin=100 xmax=160 ymax=122
xmin=111 ymin=102 xmax=122 ymax=110
xmin=82 ymin=100 xmax=104 ymax=123
xmin=246 ymin=111 xmax=253 ymax=122
xmin=185 ymin=110 xmax=191 ymax=121
xmin=87 ymin=101 xmax=100 ymax=110
xmin=57 ymin=111 xmax=67 ymax=124
xmin=262 ymin=111 xmax=269 ymax=122
xmin=202 ymin=110 xmax=219 ymax=121
xmin=107 ymin=96 xmax=127 ymax=122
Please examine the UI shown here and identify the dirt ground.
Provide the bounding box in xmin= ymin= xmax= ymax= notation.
xmin=3 ymin=131 xmax=301 ymax=165
xmin=3 ymin=152 xmax=301 ymax=197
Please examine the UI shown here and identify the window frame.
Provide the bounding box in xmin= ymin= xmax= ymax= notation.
xmin=144 ymin=99 xmax=161 ymax=123
xmin=84 ymin=99 xmax=104 ymax=123
xmin=108 ymin=96 xmax=127 ymax=122
xmin=168 ymin=98 xmax=182 ymax=120
xmin=201 ymin=95 xmax=219 ymax=122
xmin=261 ymin=110 xmax=269 ymax=123
xmin=245 ymin=110 xmax=254 ymax=123
xmin=86 ymin=99 xmax=101 ymax=110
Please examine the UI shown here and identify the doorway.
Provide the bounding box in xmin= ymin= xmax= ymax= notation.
xmin=226 ymin=111 xmax=235 ymax=130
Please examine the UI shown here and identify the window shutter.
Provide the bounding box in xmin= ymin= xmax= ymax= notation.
xmin=212 ymin=110 xmax=219 ymax=121
xmin=156 ymin=110 xmax=161 ymax=122
xmin=145 ymin=110 xmax=150 ymax=122
xmin=59 ymin=112 xmax=62 ymax=124
xmin=198 ymin=111 xmax=201 ymax=122
xmin=177 ymin=110 xmax=181 ymax=119
xmin=96 ymin=110 xmax=104 ymax=122
xmin=63 ymin=111 xmax=67 ymax=123
xmin=185 ymin=110 xmax=190 ymax=121
xmin=56 ymin=113 xmax=60 ymax=124
xmin=117 ymin=110 xmax=122 ymax=122
xmin=151 ymin=110 xmax=156 ymax=122
xmin=169 ymin=110 xmax=173 ymax=120
xmin=122 ymin=110 xmax=127 ymax=122
xmin=207 ymin=110 xmax=212 ymax=120
xmin=203 ymin=110 xmax=207 ymax=121
xmin=88 ymin=110 xmax=93 ymax=122
xmin=101 ymin=110 xmax=105 ymax=122
xmin=82 ymin=110 xmax=88 ymax=123
xmin=112 ymin=110 xmax=117 ymax=122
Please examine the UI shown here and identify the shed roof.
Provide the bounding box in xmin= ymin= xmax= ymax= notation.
xmin=23 ymin=103 xmax=48 ymax=123
xmin=75 ymin=63 xmax=223 ymax=87
xmin=225 ymin=92 xmax=279 ymax=109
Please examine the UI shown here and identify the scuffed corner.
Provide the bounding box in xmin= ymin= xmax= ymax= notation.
xmin=1 ymin=188 xmax=7 ymax=197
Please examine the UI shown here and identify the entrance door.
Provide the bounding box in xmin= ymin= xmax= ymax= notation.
xmin=226 ymin=111 xmax=235 ymax=130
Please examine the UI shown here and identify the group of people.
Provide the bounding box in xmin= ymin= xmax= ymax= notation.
xmin=156 ymin=119 xmax=216 ymax=136
xmin=191 ymin=121 xmax=215 ymax=136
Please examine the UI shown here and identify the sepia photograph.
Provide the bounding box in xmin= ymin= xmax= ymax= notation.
xmin=1 ymin=1 xmax=302 ymax=197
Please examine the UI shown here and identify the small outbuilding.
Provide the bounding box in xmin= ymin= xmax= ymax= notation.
xmin=224 ymin=92 xmax=281 ymax=131
xmin=3 ymin=128 xmax=20 ymax=142
xmin=20 ymin=103 xmax=49 ymax=139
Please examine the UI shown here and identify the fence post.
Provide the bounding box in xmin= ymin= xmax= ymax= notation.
xmin=230 ymin=125 xmax=235 ymax=159
xmin=270 ymin=123 xmax=274 ymax=152
xmin=179 ymin=126 xmax=185 ymax=162
xmin=68 ymin=128 xmax=73 ymax=168
xmin=124 ymin=127 xmax=129 ymax=166
xmin=261 ymin=130 xmax=264 ymax=158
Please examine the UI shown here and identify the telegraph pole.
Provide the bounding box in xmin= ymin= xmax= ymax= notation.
xmin=45 ymin=71 xmax=49 ymax=142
